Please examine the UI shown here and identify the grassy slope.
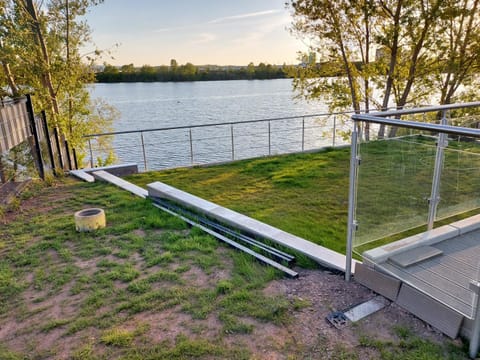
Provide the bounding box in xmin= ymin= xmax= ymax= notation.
xmin=129 ymin=147 xmax=351 ymax=254
xmin=130 ymin=137 xmax=480 ymax=255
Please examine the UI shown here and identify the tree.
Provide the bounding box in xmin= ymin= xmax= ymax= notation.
xmin=0 ymin=0 xmax=115 ymax=164
xmin=288 ymin=0 xmax=480 ymax=137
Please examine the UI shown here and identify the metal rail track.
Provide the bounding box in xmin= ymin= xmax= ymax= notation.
xmin=150 ymin=197 xmax=298 ymax=278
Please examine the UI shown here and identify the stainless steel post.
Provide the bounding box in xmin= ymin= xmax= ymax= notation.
xmin=189 ymin=129 xmax=194 ymax=164
xmin=346 ymin=121 xmax=359 ymax=281
xmin=268 ymin=121 xmax=271 ymax=155
xmin=88 ymin=139 xmax=94 ymax=168
xmin=469 ymin=280 xmax=480 ymax=358
xmin=141 ymin=132 xmax=148 ymax=171
xmin=302 ymin=117 xmax=305 ymax=152
xmin=427 ymin=110 xmax=448 ymax=230
xmin=231 ymin=125 xmax=235 ymax=160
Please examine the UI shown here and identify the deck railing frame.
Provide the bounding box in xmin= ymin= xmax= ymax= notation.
xmin=346 ymin=101 xmax=480 ymax=359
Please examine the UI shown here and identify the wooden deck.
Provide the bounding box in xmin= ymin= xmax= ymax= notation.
xmin=375 ymin=229 xmax=480 ymax=318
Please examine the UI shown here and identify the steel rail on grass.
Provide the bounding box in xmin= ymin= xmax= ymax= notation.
xmin=150 ymin=197 xmax=298 ymax=278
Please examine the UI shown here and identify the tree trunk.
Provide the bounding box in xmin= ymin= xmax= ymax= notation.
xmin=23 ymin=0 xmax=60 ymax=119
xmin=0 ymin=40 xmax=20 ymax=97
xmin=378 ymin=0 xmax=403 ymax=139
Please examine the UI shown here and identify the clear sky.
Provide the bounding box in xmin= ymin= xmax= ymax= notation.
xmin=84 ymin=0 xmax=308 ymax=67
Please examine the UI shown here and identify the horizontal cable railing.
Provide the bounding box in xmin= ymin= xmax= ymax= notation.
xmin=84 ymin=111 xmax=354 ymax=171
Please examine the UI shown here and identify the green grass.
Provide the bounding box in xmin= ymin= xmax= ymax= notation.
xmin=128 ymin=136 xmax=480 ymax=255
xmin=129 ymin=147 xmax=351 ymax=254
xmin=0 ymin=178 xmax=305 ymax=358
xmin=0 ymin=144 xmax=475 ymax=358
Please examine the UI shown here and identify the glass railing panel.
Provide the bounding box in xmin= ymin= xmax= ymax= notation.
xmin=353 ymin=125 xmax=437 ymax=254
xmin=436 ymin=135 xmax=480 ymax=221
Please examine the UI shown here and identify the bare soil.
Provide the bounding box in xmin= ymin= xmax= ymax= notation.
xmin=0 ymin=179 xmax=468 ymax=359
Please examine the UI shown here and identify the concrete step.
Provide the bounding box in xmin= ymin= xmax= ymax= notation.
xmin=92 ymin=170 xmax=148 ymax=198
xmin=389 ymin=245 xmax=443 ymax=268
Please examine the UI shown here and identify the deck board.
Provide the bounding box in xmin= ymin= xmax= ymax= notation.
xmin=376 ymin=228 xmax=480 ymax=318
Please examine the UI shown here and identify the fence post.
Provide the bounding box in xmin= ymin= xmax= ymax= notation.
xmin=0 ymin=157 xmax=5 ymax=183
xmin=64 ymin=139 xmax=73 ymax=170
xmin=231 ymin=125 xmax=235 ymax=161
xmin=333 ymin=116 xmax=337 ymax=147
xmin=427 ymin=110 xmax=448 ymax=230
xmin=189 ymin=129 xmax=194 ymax=165
xmin=72 ymin=148 xmax=78 ymax=170
xmin=346 ymin=121 xmax=359 ymax=282
xmin=25 ymin=94 xmax=44 ymax=180
xmin=88 ymin=139 xmax=94 ymax=168
xmin=53 ymin=127 xmax=64 ymax=170
xmin=302 ymin=117 xmax=305 ymax=152
xmin=268 ymin=121 xmax=271 ymax=156
xmin=140 ymin=132 xmax=148 ymax=171
xmin=41 ymin=110 xmax=56 ymax=172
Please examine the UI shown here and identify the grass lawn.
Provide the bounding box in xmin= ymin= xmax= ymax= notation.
xmin=129 ymin=147 xmax=351 ymax=255
xmin=0 ymin=163 xmax=472 ymax=358
xmin=129 ymin=137 xmax=480 ymax=256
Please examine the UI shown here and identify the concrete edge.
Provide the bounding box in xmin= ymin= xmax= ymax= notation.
xmin=147 ymin=181 xmax=358 ymax=273
xmin=363 ymin=224 xmax=459 ymax=264
xmin=363 ymin=214 xmax=480 ymax=264
xmin=70 ymin=169 xmax=95 ymax=183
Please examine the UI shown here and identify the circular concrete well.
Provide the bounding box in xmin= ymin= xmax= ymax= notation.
xmin=74 ymin=208 xmax=106 ymax=232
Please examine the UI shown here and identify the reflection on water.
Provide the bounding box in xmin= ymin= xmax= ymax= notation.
xmin=89 ymin=79 xmax=348 ymax=169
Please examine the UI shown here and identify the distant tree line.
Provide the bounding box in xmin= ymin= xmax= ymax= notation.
xmin=96 ymin=60 xmax=293 ymax=82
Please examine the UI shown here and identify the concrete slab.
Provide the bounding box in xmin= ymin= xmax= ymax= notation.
xmin=70 ymin=170 xmax=95 ymax=183
xmin=344 ymin=296 xmax=388 ymax=322
xmin=83 ymin=163 xmax=138 ymax=177
xmin=354 ymin=263 xmax=401 ymax=301
xmin=147 ymin=181 xmax=358 ymax=273
xmin=363 ymin=225 xmax=459 ymax=264
xmin=92 ymin=170 xmax=148 ymax=198
xmin=396 ymin=283 xmax=463 ymax=339
xmin=389 ymin=246 xmax=443 ymax=268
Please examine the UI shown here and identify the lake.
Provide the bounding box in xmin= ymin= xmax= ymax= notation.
xmin=89 ymin=79 xmax=348 ymax=169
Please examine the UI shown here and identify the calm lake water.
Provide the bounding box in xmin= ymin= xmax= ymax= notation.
xmin=89 ymin=79 xmax=347 ymax=169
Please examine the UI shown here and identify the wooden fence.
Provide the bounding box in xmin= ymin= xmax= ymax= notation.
xmin=0 ymin=95 xmax=76 ymax=184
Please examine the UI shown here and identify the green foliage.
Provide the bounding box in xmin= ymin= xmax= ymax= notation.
xmin=0 ymin=0 xmax=116 ymax=165
xmin=288 ymin=0 xmax=480 ymax=115
xmin=96 ymin=61 xmax=289 ymax=82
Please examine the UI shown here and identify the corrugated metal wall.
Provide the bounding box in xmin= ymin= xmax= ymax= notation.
xmin=0 ymin=98 xmax=30 ymax=154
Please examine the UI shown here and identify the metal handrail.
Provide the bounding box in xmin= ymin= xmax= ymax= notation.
xmin=364 ymin=101 xmax=480 ymax=118
xmin=84 ymin=110 xmax=353 ymax=138
xmin=351 ymin=114 xmax=480 ymax=138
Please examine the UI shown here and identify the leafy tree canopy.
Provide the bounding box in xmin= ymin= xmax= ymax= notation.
xmin=0 ymin=0 xmax=116 ymax=160
xmin=288 ymin=0 xmax=480 ymax=118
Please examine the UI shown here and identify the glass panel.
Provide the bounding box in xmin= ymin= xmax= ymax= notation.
xmin=437 ymin=135 xmax=480 ymax=220
xmin=353 ymin=125 xmax=437 ymax=255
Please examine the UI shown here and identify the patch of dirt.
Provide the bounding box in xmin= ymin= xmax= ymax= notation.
xmin=0 ymin=178 xmax=469 ymax=359
xmin=258 ymin=268 xmax=450 ymax=359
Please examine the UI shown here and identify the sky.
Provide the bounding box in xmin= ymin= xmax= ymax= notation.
xmin=83 ymin=0 xmax=309 ymax=67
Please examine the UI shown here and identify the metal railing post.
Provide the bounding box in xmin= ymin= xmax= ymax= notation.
xmin=268 ymin=121 xmax=271 ymax=155
xmin=333 ymin=115 xmax=337 ymax=147
xmin=140 ymin=132 xmax=148 ymax=171
xmin=302 ymin=117 xmax=305 ymax=152
xmin=427 ymin=110 xmax=448 ymax=230
xmin=346 ymin=121 xmax=359 ymax=281
xmin=231 ymin=125 xmax=235 ymax=160
xmin=189 ymin=129 xmax=194 ymax=165
xmin=88 ymin=139 xmax=94 ymax=168
xmin=469 ymin=280 xmax=480 ymax=358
